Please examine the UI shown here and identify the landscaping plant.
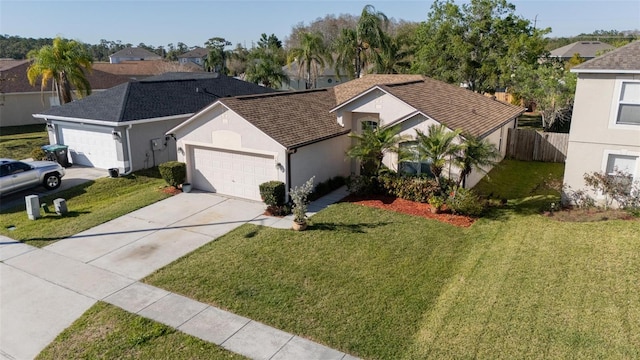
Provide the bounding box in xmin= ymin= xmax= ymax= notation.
xmin=291 ymin=176 xmax=315 ymax=224
xmin=158 ymin=161 xmax=186 ymax=188
xmin=259 ymin=181 xmax=288 ymax=216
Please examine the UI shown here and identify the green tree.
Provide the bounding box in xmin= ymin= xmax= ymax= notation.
xmin=333 ymin=5 xmax=389 ymax=79
xmin=454 ymin=133 xmax=501 ymax=187
xmin=204 ymin=37 xmax=231 ymax=73
xmin=412 ymin=0 xmax=548 ymax=93
xmin=27 ymin=36 xmax=93 ymax=104
xmin=346 ymin=124 xmax=408 ymax=176
xmin=245 ymin=54 xmax=289 ymax=89
xmin=415 ymin=124 xmax=462 ymax=186
xmin=510 ymin=61 xmax=577 ymax=131
xmin=287 ymin=32 xmax=333 ymax=89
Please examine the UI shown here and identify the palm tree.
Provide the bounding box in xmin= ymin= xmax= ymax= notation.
xmin=415 ymin=124 xmax=462 ymax=186
xmin=333 ymin=28 xmax=358 ymax=80
xmin=454 ymin=134 xmax=501 ymax=188
xmin=373 ymin=34 xmax=411 ymax=74
xmin=245 ymin=55 xmax=289 ymax=89
xmin=347 ymin=124 xmax=408 ymax=175
xmin=27 ymin=36 xmax=93 ymax=104
xmin=333 ymin=5 xmax=389 ymax=79
xmin=286 ymin=32 xmax=332 ymax=89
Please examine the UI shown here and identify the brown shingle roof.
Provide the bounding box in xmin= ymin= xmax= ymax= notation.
xmin=0 ymin=60 xmax=130 ymax=93
xmin=332 ymin=74 xmax=424 ymax=105
xmin=219 ymin=89 xmax=347 ymax=149
xmin=380 ymin=78 xmax=524 ymax=137
xmin=572 ymin=41 xmax=640 ymax=72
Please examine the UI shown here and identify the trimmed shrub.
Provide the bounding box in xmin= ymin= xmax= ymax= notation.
xmin=379 ymin=174 xmax=440 ymax=203
xmin=346 ymin=175 xmax=380 ymax=196
xmin=31 ymin=147 xmax=47 ymax=161
xmin=447 ymin=187 xmax=484 ymax=216
xmin=158 ymin=161 xmax=186 ymax=187
xmin=259 ymin=181 xmax=286 ymax=206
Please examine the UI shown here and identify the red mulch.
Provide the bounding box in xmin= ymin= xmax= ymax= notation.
xmin=342 ymin=194 xmax=476 ymax=228
xmin=161 ymin=186 xmax=182 ymax=195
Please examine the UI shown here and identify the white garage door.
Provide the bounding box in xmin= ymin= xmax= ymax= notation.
xmin=190 ymin=146 xmax=277 ymax=201
xmin=59 ymin=127 xmax=118 ymax=169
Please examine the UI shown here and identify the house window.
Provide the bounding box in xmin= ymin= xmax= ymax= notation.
xmin=361 ymin=120 xmax=378 ymax=131
xmin=616 ymin=82 xmax=640 ymax=125
xmin=606 ymin=154 xmax=637 ymax=193
xmin=398 ymin=141 xmax=432 ymax=176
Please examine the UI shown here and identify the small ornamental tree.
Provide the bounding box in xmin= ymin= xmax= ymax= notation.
xmin=291 ymin=176 xmax=315 ymax=224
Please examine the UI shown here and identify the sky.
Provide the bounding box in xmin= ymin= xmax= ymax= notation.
xmin=1 ymin=0 xmax=639 ymax=49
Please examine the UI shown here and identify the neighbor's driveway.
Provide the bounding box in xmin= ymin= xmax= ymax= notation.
xmin=0 ymin=192 xmax=267 ymax=360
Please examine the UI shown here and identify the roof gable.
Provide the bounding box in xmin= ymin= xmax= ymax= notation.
xmin=179 ymin=47 xmax=209 ymax=58
xmin=381 ymin=78 xmax=524 ymax=137
xmin=572 ymin=41 xmax=640 ymax=73
xmin=218 ymin=89 xmax=347 ymax=148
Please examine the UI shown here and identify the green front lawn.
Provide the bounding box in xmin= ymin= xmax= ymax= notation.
xmin=0 ymin=124 xmax=49 ymax=160
xmin=0 ymin=169 xmax=172 ymax=247
xmin=37 ymin=302 xmax=246 ymax=360
xmin=139 ymin=161 xmax=639 ymax=359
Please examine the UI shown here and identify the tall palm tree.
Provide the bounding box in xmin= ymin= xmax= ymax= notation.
xmin=27 ymin=36 xmax=93 ymax=104
xmin=286 ymin=32 xmax=332 ymax=89
xmin=415 ymin=124 xmax=462 ymax=186
xmin=373 ymin=34 xmax=411 ymax=74
xmin=454 ymin=134 xmax=501 ymax=188
xmin=347 ymin=124 xmax=408 ymax=176
xmin=245 ymin=55 xmax=289 ymax=89
xmin=333 ymin=28 xmax=358 ymax=80
xmin=334 ymin=5 xmax=389 ymax=79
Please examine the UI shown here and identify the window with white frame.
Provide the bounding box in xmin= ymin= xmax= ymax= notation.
xmin=606 ymin=154 xmax=637 ymax=193
xmin=616 ymin=82 xmax=640 ymax=125
xmin=398 ymin=141 xmax=432 ymax=176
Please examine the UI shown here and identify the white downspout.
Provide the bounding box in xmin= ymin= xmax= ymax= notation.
xmin=123 ymin=124 xmax=134 ymax=175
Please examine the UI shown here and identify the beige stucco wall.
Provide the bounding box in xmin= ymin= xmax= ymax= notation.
xmin=564 ymin=73 xmax=640 ymax=205
xmin=0 ymin=92 xmax=51 ymax=127
xmin=126 ymin=117 xmax=187 ymax=171
xmin=290 ymin=134 xmax=351 ymax=189
xmin=173 ymin=105 xmax=287 ymax=185
xmin=336 ymin=90 xmax=415 ymax=129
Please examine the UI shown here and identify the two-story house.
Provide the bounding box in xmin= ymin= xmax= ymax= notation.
xmin=563 ymin=41 xmax=640 ymax=205
xmin=178 ymin=47 xmax=209 ymax=69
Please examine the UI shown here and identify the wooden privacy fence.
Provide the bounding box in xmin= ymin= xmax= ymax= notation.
xmin=506 ymin=128 xmax=569 ymax=163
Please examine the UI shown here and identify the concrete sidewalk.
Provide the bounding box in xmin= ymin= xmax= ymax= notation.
xmin=0 ymin=187 xmax=355 ymax=360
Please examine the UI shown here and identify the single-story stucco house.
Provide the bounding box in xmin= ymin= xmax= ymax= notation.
xmin=33 ymin=73 xmax=274 ymax=173
xmin=169 ymin=74 xmax=524 ymax=201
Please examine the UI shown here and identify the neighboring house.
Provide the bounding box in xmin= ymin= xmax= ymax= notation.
xmin=178 ymin=47 xmax=209 ymax=68
xmin=0 ymin=59 xmax=130 ymax=127
xmin=169 ymin=74 xmax=523 ymax=201
xmin=93 ymin=60 xmax=203 ymax=80
xmin=109 ymin=47 xmax=162 ymax=64
xmin=282 ymin=62 xmax=342 ymax=90
xmin=549 ymin=41 xmax=615 ymax=61
xmin=563 ymin=41 xmax=640 ymax=206
xmin=32 ymin=73 xmax=274 ymax=173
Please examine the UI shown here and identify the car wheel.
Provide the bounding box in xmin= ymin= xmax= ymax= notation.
xmin=43 ymin=173 xmax=61 ymax=190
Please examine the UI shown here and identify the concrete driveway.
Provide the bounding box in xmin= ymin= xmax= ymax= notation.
xmin=0 ymin=192 xmax=267 ymax=359
xmin=0 ymin=165 xmax=107 ymax=212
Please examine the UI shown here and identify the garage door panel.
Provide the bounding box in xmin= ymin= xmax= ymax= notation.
xmin=59 ymin=127 xmax=118 ymax=169
xmin=190 ymin=147 xmax=278 ymax=201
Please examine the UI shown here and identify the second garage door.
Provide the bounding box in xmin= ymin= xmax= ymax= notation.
xmin=190 ymin=146 xmax=278 ymax=201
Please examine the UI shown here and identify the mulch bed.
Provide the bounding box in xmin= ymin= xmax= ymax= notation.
xmin=341 ymin=194 xmax=476 ymax=228
xmin=161 ymin=186 xmax=182 ymax=195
